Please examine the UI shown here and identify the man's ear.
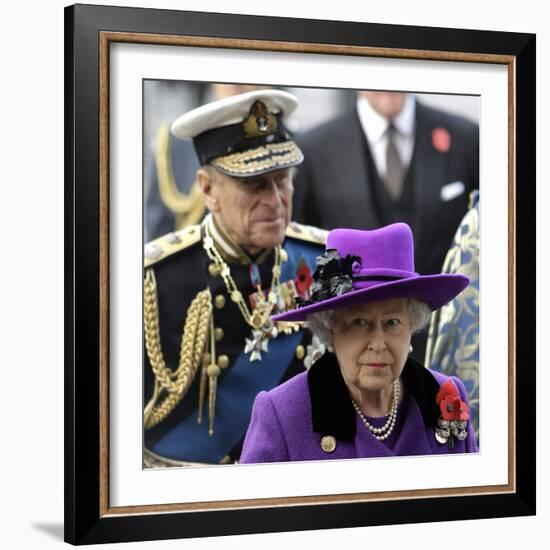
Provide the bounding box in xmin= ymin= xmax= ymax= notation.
xmin=197 ymin=167 xmax=220 ymax=212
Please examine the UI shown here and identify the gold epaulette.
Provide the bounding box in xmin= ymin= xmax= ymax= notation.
xmin=144 ymin=225 xmax=201 ymax=268
xmin=285 ymin=221 xmax=328 ymax=245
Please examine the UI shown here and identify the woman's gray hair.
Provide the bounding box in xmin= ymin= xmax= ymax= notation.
xmin=305 ymin=310 xmax=335 ymax=348
xmin=306 ymin=298 xmax=432 ymax=348
xmin=407 ymin=299 xmax=432 ymax=333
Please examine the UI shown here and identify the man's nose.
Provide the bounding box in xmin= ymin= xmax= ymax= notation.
xmin=261 ymin=179 xmax=283 ymax=207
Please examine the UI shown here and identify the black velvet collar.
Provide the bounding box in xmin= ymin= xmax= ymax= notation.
xmin=307 ymin=352 xmax=441 ymax=440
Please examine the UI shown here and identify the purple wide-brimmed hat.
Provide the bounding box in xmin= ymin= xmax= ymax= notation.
xmin=273 ymin=223 xmax=469 ymax=322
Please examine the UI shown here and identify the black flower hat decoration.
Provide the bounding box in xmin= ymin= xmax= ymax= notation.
xmin=296 ymin=249 xmax=360 ymax=307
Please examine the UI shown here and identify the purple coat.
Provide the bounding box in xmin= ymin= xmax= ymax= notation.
xmin=240 ymin=353 xmax=478 ymax=463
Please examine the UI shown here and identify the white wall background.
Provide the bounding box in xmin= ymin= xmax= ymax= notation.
xmin=0 ymin=1 xmax=544 ymax=549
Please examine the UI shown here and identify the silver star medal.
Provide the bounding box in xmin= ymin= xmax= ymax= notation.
xmin=244 ymin=322 xmax=278 ymax=361
xmin=245 ymin=330 xmax=269 ymax=361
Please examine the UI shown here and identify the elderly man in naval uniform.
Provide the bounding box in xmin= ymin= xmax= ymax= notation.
xmin=143 ymin=90 xmax=326 ymax=466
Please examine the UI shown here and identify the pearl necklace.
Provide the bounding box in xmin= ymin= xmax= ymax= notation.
xmin=351 ymin=379 xmax=401 ymax=441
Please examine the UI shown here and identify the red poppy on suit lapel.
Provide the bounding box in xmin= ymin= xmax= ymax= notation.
xmin=432 ymin=127 xmax=451 ymax=153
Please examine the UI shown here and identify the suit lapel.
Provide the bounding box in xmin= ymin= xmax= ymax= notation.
xmin=325 ymin=110 xmax=381 ymax=229
xmin=410 ymin=103 xmax=448 ymax=262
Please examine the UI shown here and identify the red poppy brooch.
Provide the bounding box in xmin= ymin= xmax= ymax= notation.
xmin=294 ymin=259 xmax=313 ymax=298
xmin=435 ymin=380 xmax=469 ymax=448
xmin=432 ymin=127 xmax=451 ymax=153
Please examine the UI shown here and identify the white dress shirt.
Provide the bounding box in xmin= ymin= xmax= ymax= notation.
xmin=356 ymin=94 xmax=416 ymax=179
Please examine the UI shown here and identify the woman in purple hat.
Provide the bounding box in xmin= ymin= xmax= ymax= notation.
xmin=240 ymin=223 xmax=478 ymax=463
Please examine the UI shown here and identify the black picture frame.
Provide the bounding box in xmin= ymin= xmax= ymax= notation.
xmin=65 ymin=3 xmax=536 ymax=545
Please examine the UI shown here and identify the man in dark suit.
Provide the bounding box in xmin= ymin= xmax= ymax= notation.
xmin=292 ymin=91 xmax=479 ymax=362
xmin=293 ymin=91 xmax=479 ymax=277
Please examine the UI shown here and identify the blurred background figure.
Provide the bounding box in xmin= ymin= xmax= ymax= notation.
xmin=292 ymin=90 xmax=479 ymax=361
xmin=425 ymin=190 xmax=479 ymax=442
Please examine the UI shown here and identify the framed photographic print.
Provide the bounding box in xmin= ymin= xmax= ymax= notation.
xmin=65 ymin=3 xmax=535 ymax=545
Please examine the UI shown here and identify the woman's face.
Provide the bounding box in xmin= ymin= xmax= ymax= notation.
xmin=331 ymin=299 xmax=412 ymax=396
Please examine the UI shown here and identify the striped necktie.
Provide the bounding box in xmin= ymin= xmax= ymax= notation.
xmin=385 ymin=122 xmax=405 ymax=200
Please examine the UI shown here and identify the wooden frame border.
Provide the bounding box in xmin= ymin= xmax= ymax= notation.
xmin=65 ymin=4 xmax=535 ymax=544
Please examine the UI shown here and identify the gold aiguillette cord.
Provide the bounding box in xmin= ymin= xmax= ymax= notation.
xmin=197 ymin=309 xmax=220 ymax=435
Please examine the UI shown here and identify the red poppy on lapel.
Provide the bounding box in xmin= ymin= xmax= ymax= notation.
xmin=436 ymin=379 xmax=457 ymax=403
xmin=436 ymin=380 xmax=469 ymax=421
xmin=432 ymin=127 xmax=451 ymax=153
xmin=439 ymin=394 xmax=470 ymax=421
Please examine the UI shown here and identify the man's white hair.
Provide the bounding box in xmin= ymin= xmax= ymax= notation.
xmin=306 ymin=298 xmax=432 ymax=348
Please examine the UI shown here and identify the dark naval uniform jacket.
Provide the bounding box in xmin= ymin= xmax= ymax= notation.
xmin=143 ymin=217 xmax=326 ymax=466
xmin=240 ymin=352 xmax=478 ymax=463
xmin=292 ymin=100 xmax=479 ymax=277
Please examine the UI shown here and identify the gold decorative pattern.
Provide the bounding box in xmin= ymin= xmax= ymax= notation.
xmin=144 ymin=225 xmax=201 ymax=268
xmin=208 ymin=263 xmax=222 ymax=277
xmin=143 ymin=447 xmax=220 ymax=469
xmin=320 ymin=435 xmax=336 ymax=453
xmin=203 ymin=230 xmax=283 ymax=338
xmin=211 ymin=142 xmax=303 ymax=175
xmin=143 ymin=269 xmax=212 ymax=429
xmin=155 ymin=125 xmax=206 ymax=228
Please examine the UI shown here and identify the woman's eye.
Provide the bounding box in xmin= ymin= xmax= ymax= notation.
xmin=351 ymin=318 xmax=367 ymax=327
xmin=385 ymin=318 xmax=401 ymax=328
